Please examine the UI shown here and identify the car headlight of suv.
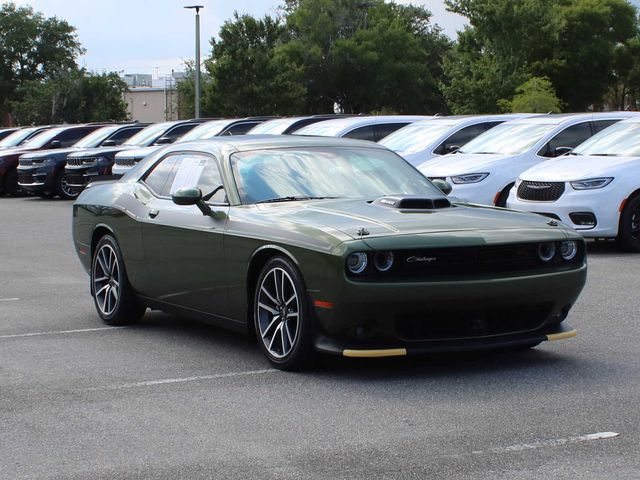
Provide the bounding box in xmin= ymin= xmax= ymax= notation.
xmin=451 ymin=173 xmax=489 ymax=184
xmin=570 ymin=178 xmax=613 ymax=190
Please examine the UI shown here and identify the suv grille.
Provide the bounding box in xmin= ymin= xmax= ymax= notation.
xmin=115 ymin=157 xmax=136 ymax=167
xmin=20 ymin=159 xmax=33 ymax=167
xmin=517 ymin=181 xmax=565 ymax=201
xmin=66 ymin=157 xmax=84 ymax=166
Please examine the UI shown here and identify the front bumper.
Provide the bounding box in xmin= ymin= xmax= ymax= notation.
xmin=64 ymin=165 xmax=104 ymax=191
xmin=16 ymin=165 xmax=56 ymax=192
xmin=507 ymin=185 xmax=622 ymax=238
xmin=309 ymin=263 xmax=587 ymax=354
xmin=429 ymin=176 xmax=502 ymax=206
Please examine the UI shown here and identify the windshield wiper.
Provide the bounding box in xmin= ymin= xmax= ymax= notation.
xmin=256 ymin=196 xmax=337 ymax=204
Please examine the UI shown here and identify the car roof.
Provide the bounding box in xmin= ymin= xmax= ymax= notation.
xmin=294 ymin=115 xmax=431 ymax=135
xmin=504 ymin=112 xmax=639 ymax=126
xmin=409 ymin=113 xmax=533 ymax=128
xmin=160 ymin=134 xmax=391 ymax=155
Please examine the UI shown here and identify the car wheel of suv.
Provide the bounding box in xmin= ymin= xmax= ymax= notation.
xmin=254 ymin=256 xmax=316 ymax=370
xmin=55 ymin=172 xmax=79 ymax=200
xmin=5 ymin=169 xmax=22 ymax=197
xmin=617 ymin=195 xmax=640 ymax=252
xmin=92 ymin=235 xmax=146 ymax=325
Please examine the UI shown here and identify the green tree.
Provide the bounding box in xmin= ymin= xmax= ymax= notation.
xmin=0 ymin=2 xmax=83 ymax=118
xmin=11 ymin=70 xmax=129 ymax=125
xmin=203 ymin=13 xmax=306 ymax=116
xmin=498 ymin=76 xmax=562 ymax=113
xmin=443 ymin=0 xmax=638 ymax=113
xmin=279 ymin=0 xmax=451 ymax=113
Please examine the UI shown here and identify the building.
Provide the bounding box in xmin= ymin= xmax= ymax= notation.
xmin=122 ymin=73 xmax=184 ymax=123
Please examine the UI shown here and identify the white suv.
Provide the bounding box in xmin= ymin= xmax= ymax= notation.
xmin=508 ymin=117 xmax=640 ymax=251
xmin=380 ymin=114 xmax=531 ymax=167
xmin=418 ymin=112 xmax=639 ymax=206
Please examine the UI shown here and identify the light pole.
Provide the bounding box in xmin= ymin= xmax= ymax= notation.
xmin=184 ymin=5 xmax=203 ymax=119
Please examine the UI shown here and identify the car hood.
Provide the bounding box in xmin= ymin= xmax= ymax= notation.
xmin=0 ymin=146 xmax=39 ymax=159
xmin=116 ymin=146 xmax=159 ymax=159
xmin=521 ymin=155 xmax=640 ymax=181
xmin=256 ymin=198 xmax=571 ymax=244
xmin=21 ymin=147 xmax=83 ymax=159
xmin=68 ymin=145 xmax=134 ymax=158
xmin=418 ymin=153 xmax=519 ymax=177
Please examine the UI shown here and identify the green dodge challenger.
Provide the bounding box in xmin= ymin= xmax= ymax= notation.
xmin=72 ymin=136 xmax=586 ymax=370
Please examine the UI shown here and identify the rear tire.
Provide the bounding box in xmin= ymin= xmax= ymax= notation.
xmin=55 ymin=171 xmax=79 ymax=200
xmin=253 ymin=256 xmax=316 ymax=370
xmin=617 ymin=196 xmax=640 ymax=252
xmin=92 ymin=235 xmax=145 ymax=325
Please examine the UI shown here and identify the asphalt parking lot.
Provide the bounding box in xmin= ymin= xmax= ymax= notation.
xmin=1 ymin=197 xmax=639 ymax=479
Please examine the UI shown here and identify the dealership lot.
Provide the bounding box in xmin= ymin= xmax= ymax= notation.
xmin=1 ymin=197 xmax=639 ymax=479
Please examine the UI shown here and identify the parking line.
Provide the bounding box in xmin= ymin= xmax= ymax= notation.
xmin=473 ymin=432 xmax=620 ymax=455
xmin=0 ymin=298 xmax=20 ymax=302
xmin=87 ymin=369 xmax=279 ymax=391
xmin=0 ymin=326 xmax=127 ymax=339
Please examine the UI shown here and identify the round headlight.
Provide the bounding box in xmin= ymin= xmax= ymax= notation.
xmin=538 ymin=242 xmax=557 ymax=262
xmin=347 ymin=253 xmax=368 ymax=274
xmin=373 ymin=251 xmax=394 ymax=272
xmin=560 ymin=240 xmax=578 ymax=261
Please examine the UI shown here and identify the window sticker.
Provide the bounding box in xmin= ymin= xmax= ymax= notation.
xmin=170 ymin=157 xmax=206 ymax=194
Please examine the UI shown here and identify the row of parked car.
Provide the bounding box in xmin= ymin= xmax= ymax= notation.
xmin=1 ymin=111 xmax=640 ymax=251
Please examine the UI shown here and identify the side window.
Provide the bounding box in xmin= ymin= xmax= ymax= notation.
xmin=375 ymin=123 xmax=409 ymax=141
xmin=143 ymin=155 xmax=181 ymax=196
xmin=108 ymin=127 xmax=144 ymax=145
xmin=539 ymin=122 xmax=593 ymax=157
xmin=159 ymin=124 xmax=198 ymax=143
xmin=593 ymin=119 xmax=619 ymax=133
xmin=224 ymin=122 xmax=259 ymax=135
xmin=435 ymin=124 xmax=494 ymax=155
xmin=344 ymin=125 xmax=375 ymax=141
xmin=55 ymin=127 xmax=97 ymax=147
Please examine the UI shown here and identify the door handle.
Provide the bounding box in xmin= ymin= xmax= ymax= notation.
xmin=148 ymin=209 xmax=159 ymax=219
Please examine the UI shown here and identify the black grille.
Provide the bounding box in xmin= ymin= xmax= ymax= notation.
xmin=17 ymin=172 xmax=34 ymax=184
xmin=395 ymin=304 xmax=552 ymax=341
xmin=19 ymin=159 xmax=33 ymax=167
xmin=517 ymin=181 xmax=565 ymax=201
xmin=65 ymin=173 xmax=87 ymax=186
xmin=115 ymin=157 xmax=136 ymax=167
xmin=67 ymin=157 xmax=83 ymax=166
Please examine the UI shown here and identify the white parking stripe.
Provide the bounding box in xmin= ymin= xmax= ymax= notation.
xmin=0 ymin=326 xmax=127 ymax=339
xmin=0 ymin=298 xmax=20 ymax=302
xmin=473 ymin=432 xmax=620 ymax=455
xmin=88 ymin=369 xmax=279 ymax=391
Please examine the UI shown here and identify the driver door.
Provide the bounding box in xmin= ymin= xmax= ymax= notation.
xmin=138 ymin=152 xmax=230 ymax=318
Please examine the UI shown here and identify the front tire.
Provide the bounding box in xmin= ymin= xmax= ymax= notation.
xmin=617 ymin=196 xmax=640 ymax=252
xmin=55 ymin=171 xmax=79 ymax=200
xmin=92 ymin=235 xmax=145 ymax=325
xmin=5 ymin=169 xmax=22 ymax=197
xmin=254 ymin=256 xmax=316 ymax=370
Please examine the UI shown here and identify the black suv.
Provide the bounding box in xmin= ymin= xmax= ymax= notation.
xmin=64 ymin=119 xmax=208 ymax=195
xmin=17 ymin=124 xmax=146 ymax=199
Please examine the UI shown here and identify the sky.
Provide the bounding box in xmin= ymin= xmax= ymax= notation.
xmin=8 ymin=0 xmax=468 ymax=78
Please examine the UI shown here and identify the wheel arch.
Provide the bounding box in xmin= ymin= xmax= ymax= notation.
xmin=245 ymin=245 xmax=301 ymax=340
xmin=90 ymin=224 xmax=116 ymax=258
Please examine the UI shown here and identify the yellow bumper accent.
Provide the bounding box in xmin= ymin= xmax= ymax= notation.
xmin=343 ymin=348 xmax=407 ymax=358
xmin=546 ymin=329 xmax=577 ymax=342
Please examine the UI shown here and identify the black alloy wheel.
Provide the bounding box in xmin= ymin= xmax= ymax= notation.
xmin=254 ymin=256 xmax=316 ymax=370
xmin=618 ymin=196 xmax=640 ymax=252
xmin=91 ymin=234 xmax=146 ymax=325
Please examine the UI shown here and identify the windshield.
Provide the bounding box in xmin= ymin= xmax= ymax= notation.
xmin=0 ymin=127 xmax=41 ymax=148
xmin=22 ymin=127 xmax=67 ymax=148
xmin=231 ymin=147 xmax=441 ymax=204
xmin=248 ymin=118 xmax=299 ymax=135
xmin=459 ymin=123 xmax=556 ymax=155
xmin=380 ymin=122 xmax=457 ymax=153
xmin=179 ymin=120 xmax=234 ymax=142
xmin=123 ymin=122 xmax=173 ymax=146
xmin=572 ymin=122 xmax=640 ymax=157
xmin=73 ymin=126 xmax=118 ymax=148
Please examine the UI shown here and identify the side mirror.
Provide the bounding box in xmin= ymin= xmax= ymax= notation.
xmin=101 ymin=139 xmax=117 ymax=147
xmin=49 ymin=140 xmax=62 ymax=149
xmin=554 ymin=146 xmax=573 ymax=156
xmin=432 ymin=178 xmax=453 ymax=196
xmin=446 ymin=145 xmax=461 ymax=154
xmin=172 ymin=187 xmax=212 ymax=216
xmin=154 ymin=137 xmax=173 ymax=145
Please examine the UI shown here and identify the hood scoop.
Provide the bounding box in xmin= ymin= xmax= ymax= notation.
xmin=372 ymin=195 xmax=451 ymax=210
